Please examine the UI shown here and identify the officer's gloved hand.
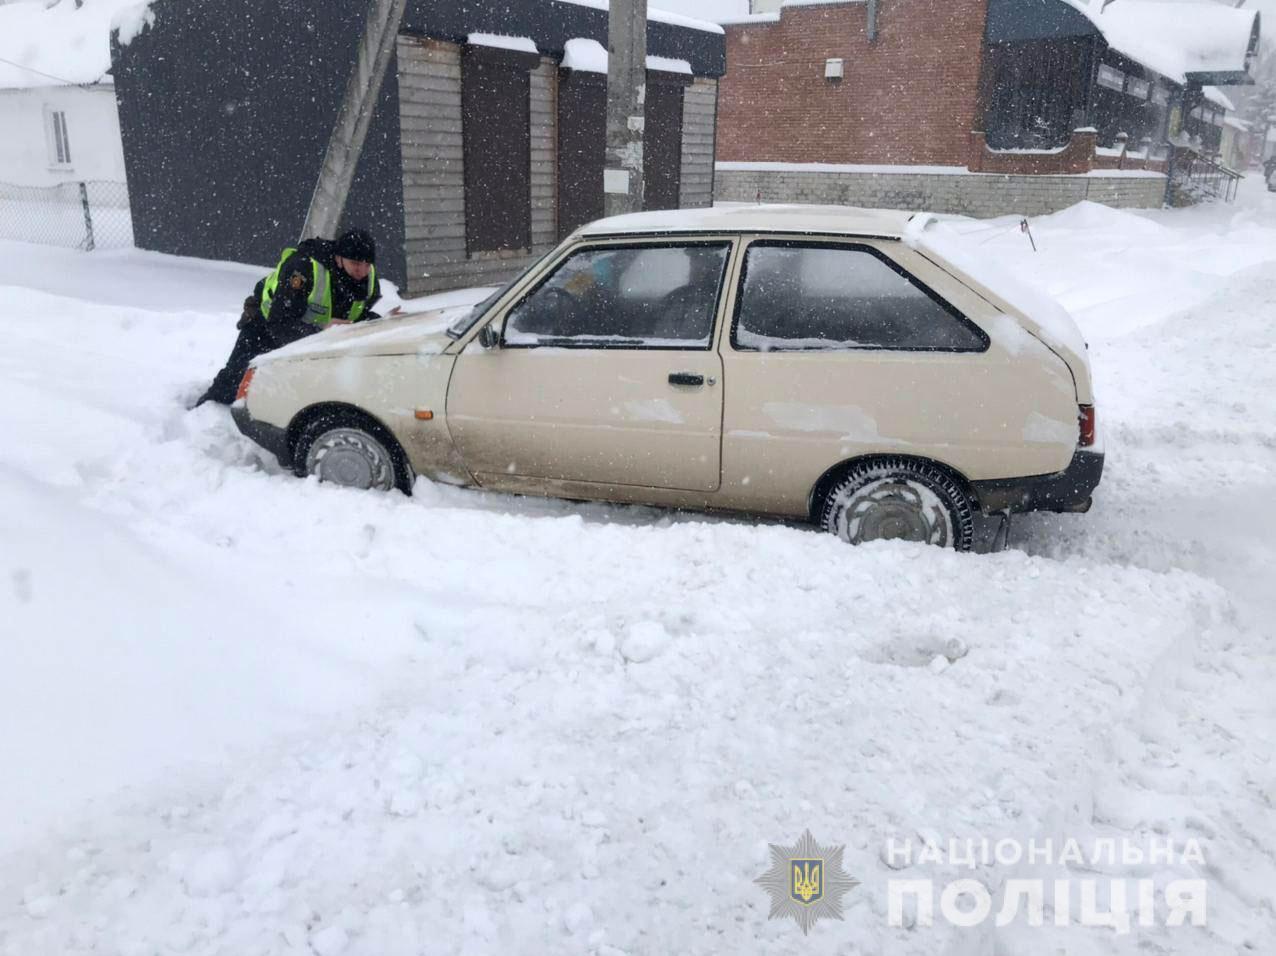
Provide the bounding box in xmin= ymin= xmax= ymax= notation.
xmin=236 ymin=296 xmax=261 ymax=330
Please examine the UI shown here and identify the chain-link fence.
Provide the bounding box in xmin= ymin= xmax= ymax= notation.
xmin=0 ymin=180 xmax=133 ymax=250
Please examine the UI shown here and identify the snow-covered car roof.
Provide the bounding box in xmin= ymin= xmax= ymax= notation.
xmin=576 ymin=204 xmax=915 ymax=239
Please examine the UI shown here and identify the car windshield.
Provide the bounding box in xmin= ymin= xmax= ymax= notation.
xmin=446 ymin=248 xmax=558 ymax=339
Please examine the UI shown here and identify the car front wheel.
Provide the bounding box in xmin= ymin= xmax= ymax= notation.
xmin=293 ymin=414 xmax=412 ymax=493
xmin=819 ymin=458 xmax=975 ymax=551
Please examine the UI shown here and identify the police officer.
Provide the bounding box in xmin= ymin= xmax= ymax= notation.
xmin=196 ymin=228 xmax=382 ymax=406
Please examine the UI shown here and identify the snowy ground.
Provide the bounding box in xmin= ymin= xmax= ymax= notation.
xmin=1 ymin=181 xmax=1274 ymax=955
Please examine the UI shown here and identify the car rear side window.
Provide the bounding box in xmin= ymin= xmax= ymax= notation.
xmin=504 ymin=243 xmax=731 ymax=349
xmin=732 ymin=242 xmax=988 ymax=352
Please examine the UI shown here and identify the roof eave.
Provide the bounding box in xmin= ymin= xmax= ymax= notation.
xmin=1186 ymin=70 xmax=1253 ymax=87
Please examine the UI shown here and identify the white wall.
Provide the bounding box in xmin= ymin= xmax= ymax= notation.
xmin=0 ymin=83 xmax=126 ymax=187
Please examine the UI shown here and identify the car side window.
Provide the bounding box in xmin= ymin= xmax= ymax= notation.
xmin=732 ymin=242 xmax=988 ymax=352
xmin=504 ymin=243 xmax=731 ymax=349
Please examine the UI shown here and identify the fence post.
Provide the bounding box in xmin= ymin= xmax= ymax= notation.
xmin=79 ymin=181 xmax=95 ymax=251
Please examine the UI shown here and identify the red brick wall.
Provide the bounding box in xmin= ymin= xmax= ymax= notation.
xmin=717 ymin=0 xmax=991 ymax=167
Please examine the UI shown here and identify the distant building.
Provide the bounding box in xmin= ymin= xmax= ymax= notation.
xmin=0 ymin=0 xmax=130 ymax=188
xmin=112 ymin=0 xmax=725 ymax=295
xmin=715 ymin=0 xmax=1260 ymax=215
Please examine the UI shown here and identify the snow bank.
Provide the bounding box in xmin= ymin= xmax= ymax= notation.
xmin=904 ymin=214 xmax=1091 ymax=382
xmin=949 ymin=185 xmax=1276 ymax=338
xmin=0 ymin=463 xmax=419 ymax=847
xmin=3 ymin=184 xmax=1276 ymax=953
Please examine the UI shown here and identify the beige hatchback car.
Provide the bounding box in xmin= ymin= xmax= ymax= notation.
xmin=232 ymin=205 xmax=1102 ymax=550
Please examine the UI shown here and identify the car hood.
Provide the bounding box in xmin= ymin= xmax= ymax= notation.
xmin=257 ymin=305 xmax=471 ymax=363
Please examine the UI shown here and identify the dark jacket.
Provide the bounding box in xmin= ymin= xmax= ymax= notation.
xmin=251 ymin=238 xmax=382 ymax=349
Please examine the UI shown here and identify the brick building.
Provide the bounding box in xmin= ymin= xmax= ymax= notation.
xmin=715 ymin=0 xmax=1260 ymax=216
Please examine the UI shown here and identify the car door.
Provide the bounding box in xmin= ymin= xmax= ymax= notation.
xmin=446 ymin=239 xmax=735 ymax=492
xmin=718 ymin=237 xmax=1079 ymax=515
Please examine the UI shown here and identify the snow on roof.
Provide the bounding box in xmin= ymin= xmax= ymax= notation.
xmin=718 ymin=13 xmax=780 ymax=26
xmin=560 ymin=38 xmax=691 ymax=75
xmin=720 ymin=0 xmax=861 ymax=27
xmin=553 ymin=0 xmax=725 ymax=35
xmin=1070 ymin=0 xmax=1259 ymax=86
xmin=1202 ymin=86 xmax=1235 ymax=112
xmin=467 ymin=33 xmax=539 ymax=54
xmin=646 ymin=54 xmax=692 ymax=75
xmin=561 ymin=37 xmax=609 ymax=73
xmin=656 ymin=0 xmax=750 ymax=21
xmin=577 ymin=203 xmax=914 ymax=239
xmin=0 ymin=0 xmax=148 ymax=90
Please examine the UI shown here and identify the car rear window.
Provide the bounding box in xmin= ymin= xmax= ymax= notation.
xmin=732 ymin=242 xmax=988 ymax=353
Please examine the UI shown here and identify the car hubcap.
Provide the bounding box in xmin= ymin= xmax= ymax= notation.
xmin=305 ymin=428 xmax=395 ymax=491
xmin=841 ymin=478 xmax=951 ymax=547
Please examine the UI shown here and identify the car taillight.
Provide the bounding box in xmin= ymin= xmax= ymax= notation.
xmin=1078 ymin=405 xmax=1096 ymax=447
xmin=235 ymin=367 xmax=256 ymax=402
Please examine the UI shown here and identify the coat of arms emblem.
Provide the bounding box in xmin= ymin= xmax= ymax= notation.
xmin=755 ymin=830 xmax=859 ymax=934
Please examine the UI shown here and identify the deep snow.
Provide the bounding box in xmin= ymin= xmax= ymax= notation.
xmin=1 ymin=181 xmax=1274 ymax=955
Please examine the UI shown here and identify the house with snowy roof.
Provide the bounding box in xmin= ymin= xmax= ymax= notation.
xmin=0 ymin=0 xmax=139 ymax=188
xmin=714 ymin=0 xmax=1260 ymax=215
xmin=110 ymin=0 xmax=725 ymax=295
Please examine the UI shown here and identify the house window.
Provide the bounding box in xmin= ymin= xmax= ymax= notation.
xmin=1127 ymin=78 xmax=1151 ymax=100
xmin=1096 ymin=65 xmax=1126 ymax=93
xmin=47 ymin=110 xmax=72 ymax=166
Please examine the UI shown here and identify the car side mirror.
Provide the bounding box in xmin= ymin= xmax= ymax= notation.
xmin=477 ymin=323 xmax=500 ymax=350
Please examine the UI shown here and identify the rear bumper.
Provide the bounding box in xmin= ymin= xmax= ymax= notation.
xmin=231 ymin=403 xmax=293 ymax=468
xmin=970 ymin=450 xmax=1104 ymax=515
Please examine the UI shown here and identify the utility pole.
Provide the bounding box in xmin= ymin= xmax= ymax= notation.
xmin=604 ymin=0 xmax=647 ymax=216
xmin=301 ymin=0 xmax=409 ymax=239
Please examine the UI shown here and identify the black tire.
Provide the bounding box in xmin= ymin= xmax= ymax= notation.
xmin=818 ymin=458 xmax=975 ymax=551
xmin=292 ymin=410 xmax=414 ymax=494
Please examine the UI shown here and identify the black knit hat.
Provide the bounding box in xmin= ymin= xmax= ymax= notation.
xmin=336 ymin=228 xmax=376 ymax=264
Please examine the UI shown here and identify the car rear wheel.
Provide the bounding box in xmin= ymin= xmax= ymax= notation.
xmin=293 ymin=414 xmax=413 ymax=493
xmin=819 ymin=458 xmax=975 ymax=551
